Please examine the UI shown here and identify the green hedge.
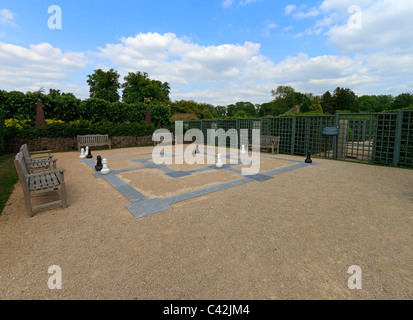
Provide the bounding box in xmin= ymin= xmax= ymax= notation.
xmin=4 ymin=120 xmax=156 ymax=140
xmin=0 ymin=108 xmax=4 ymax=154
xmin=0 ymin=90 xmax=171 ymax=126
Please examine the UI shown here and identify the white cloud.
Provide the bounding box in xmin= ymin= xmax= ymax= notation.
xmin=292 ymin=7 xmax=320 ymax=19
xmin=0 ymin=41 xmax=88 ymax=93
xmin=221 ymin=0 xmax=260 ymax=9
xmin=0 ymin=9 xmax=15 ymax=25
xmin=239 ymin=0 xmax=260 ymax=6
xmin=221 ymin=0 xmax=233 ymax=9
xmin=324 ymin=0 xmax=413 ymax=54
xmin=97 ymin=32 xmax=412 ymax=104
xmin=284 ymin=5 xmax=297 ymax=15
xmin=2 ymin=14 xmax=413 ymax=106
xmin=98 ymin=32 xmax=261 ymax=87
xmin=263 ymin=21 xmax=278 ymax=37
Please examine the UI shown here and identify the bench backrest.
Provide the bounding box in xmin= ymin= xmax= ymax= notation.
xmin=153 ymin=131 xmax=173 ymax=144
xmin=20 ymin=144 xmax=32 ymax=162
xmin=77 ymin=134 xmax=109 ymax=143
xmin=261 ymin=135 xmax=277 ymax=144
xmin=14 ymin=152 xmax=29 ymax=181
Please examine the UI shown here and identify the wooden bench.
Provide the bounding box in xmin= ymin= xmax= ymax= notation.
xmin=20 ymin=144 xmax=57 ymax=173
xmin=77 ymin=134 xmax=111 ymax=151
xmin=14 ymin=152 xmax=68 ymax=217
xmin=153 ymin=131 xmax=174 ymax=146
xmin=249 ymin=135 xmax=280 ymax=154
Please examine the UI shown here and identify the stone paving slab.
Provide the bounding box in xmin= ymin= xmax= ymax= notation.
xmin=82 ymin=150 xmax=317 ymax=219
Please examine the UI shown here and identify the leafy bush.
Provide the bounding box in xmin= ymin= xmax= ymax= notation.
xmin=0 ymin=90 xmax=171 ymax=125
xmin=52 ymin=95 xmax=81 ymax=121
xmin=3 ymin=118 xmax=156 ymax=139
xmin=150 ymin=104 xmax=171 ymax=127
xmin=78 ymin=98 xmax=112 ymax=122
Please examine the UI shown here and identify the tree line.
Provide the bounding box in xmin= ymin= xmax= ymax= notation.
xmin=1 ymin=68 xmax=412 ymax=125
xmin=83 ymin=68 xmax=413 ymax=118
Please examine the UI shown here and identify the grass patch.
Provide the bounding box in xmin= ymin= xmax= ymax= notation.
xmin=0 ymin=153 xmax=18 ymax=214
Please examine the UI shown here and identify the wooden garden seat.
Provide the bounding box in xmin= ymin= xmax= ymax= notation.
xmin=77 ymin=134 xmax=111 ymax=151
xmin=153 ymin=131 xmax=174 ymax=146
xmin=20 ymin=144 xmax=57 ymax=173
xmin=14 ymin=152 xmax=68 ymax=217
xmin=249 ymin=135 xmax=280 ymax=154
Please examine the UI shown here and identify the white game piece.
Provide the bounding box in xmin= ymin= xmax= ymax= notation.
xmin=194 ymin=144 xmax=200 ymax=154
xmin=240 ymin=144 xmax=246 ymax=155
xmin=216 ymin=153 xmax=223 ymax=168
xmin=101 ymin=158 xmax=111 ymax=175
xmin=79 ymin=148 xmax=86 ymax=159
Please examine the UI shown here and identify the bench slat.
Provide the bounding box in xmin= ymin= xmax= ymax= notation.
xmin=51 ymin=172 xmax=60 ymax=185
xmin=45 ymin=173 xmax=53 ymax=188
xmin=41 ymin=175 xmax=47 ymax=189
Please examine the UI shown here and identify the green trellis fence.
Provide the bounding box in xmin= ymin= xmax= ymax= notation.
xmin=183 ymin=110 xmax=413 ymax=168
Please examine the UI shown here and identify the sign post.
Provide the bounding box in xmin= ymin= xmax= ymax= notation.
xmin=321 ymin=125 xmax=339 ymax=160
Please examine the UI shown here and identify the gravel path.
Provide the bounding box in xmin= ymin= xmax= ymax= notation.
xmin=0 ymin=146 xmax=412 ymax=299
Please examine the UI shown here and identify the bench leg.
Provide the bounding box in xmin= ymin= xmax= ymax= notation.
xmin=23 ymin=189 xmax=33 ymax=217
xmin=60 ymin=182 xmax=68 ymax=208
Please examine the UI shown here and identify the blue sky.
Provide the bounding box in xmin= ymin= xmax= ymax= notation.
xmin=1 ymin=0 xmax=412 ymax=105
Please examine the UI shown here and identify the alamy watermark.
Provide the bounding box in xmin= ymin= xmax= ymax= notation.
xmin=47 ymin=265 xmax=62 ymax=289
xmin=347 ymin=265 xmax=362 ymax=290
xmin=152 ymin=121 xmax=261 ymax=175
xmin=48 ymin=5 xmax=62 ymax=30
xmin=348 ymin=5 xmax=362 ymax=30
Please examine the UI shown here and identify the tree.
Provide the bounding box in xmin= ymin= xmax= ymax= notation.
xmin=309 ymin=97 xmax=323 ymax=114
xmin=374 ymin=95 xmax=392 ymax=112
xmin=235 ymin=101 xmax=257 ymax=117
xmin=332 ymin=87 xmax=358 ymax=113
xmin=321 ymin=91 xmax=334 ymax=114
xmin=271 ymin=85 xmax=295 ymax=100
xmin=270 ymin=86 xmax=313 ymax=115
xmin=213 ymin=105 xmax=227 ymax=118
xmin=392 ymin=93 xmax=413 ymax=110
xmin=169 ymin=100 xmax=213 ymax=119
xmin=87 ymin=68 xmax=121 ymax=102
xmin=357 ymin=95 xmax=377 ymax=113
xmin=121 ymin=71 xmax=170 ymax=104
xmin=233 ymin=110 xmax=248 ymax=118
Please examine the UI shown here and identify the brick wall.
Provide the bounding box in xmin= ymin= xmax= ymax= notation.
xmin=5 ymin=135 xmax=154 ymax=154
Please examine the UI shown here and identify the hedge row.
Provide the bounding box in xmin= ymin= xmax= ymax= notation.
xmin=0 ymin=90 xmax=171 ymax=126
xmin=3 ymin=120 xmax=160 ymax=139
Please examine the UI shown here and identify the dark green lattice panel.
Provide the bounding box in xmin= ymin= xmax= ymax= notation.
xmin=294 ymin=116 xmax=335 ymax=157
xmin=262 ymin=117 xmax=293 ymax=154
xmin=373 ymin=113 xmax=398 ymax=166
xmin=398 ymin=110 xmax=413 ymax=168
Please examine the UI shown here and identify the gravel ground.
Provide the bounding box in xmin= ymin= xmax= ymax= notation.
xmin=0 ymin=146 xmax=412 ymax=300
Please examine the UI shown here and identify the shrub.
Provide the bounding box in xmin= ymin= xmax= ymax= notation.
xmin=170 ymin=113 xmax=199 ymax=121
xmin=150 ymin=104 xmax=171 ymax=127
xmin=78 ymin=98 xmax=112 ymax=122
xmin=3 ymin=118 xmax=155 ymax=139
xmin=52 ymin=95 xmax=81 ymax=121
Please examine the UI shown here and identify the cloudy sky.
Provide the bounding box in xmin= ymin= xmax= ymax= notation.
xmin=0 ymin=0 xmax=412 ymax=105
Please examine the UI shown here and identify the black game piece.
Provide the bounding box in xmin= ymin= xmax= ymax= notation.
xmin=86 ymin=148 xmax=93 ymax=159
xmin=95 ymin=155 xmax=103 ymax=171
xmin=305 ymin=151 xmax=312 ymax=163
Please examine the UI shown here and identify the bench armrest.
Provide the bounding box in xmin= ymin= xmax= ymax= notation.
xmin=31 ymin=149 xmax=52 ymax=154
xmin=24 ymin=168 xmax=66 ymax=178
xmin=26 ymin=158 xmax=58 ymax=164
